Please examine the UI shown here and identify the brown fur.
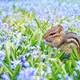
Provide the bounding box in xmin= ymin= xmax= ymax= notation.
xmin=43 ymin=25 xmax=80 ymax=54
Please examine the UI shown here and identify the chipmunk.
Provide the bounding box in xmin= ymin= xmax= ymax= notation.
xmin=43 ymin=25 xmax=80 ymax=54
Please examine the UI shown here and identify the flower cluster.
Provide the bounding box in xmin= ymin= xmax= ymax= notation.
xmin=0 ymin=0 xmax=80 ymax=80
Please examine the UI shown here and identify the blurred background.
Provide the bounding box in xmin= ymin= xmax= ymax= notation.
xmin=0 ymin=0 xmax=80 ymax=28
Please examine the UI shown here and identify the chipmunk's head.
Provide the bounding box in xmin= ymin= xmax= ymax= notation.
xmin=43 ymin=25 xmax=65 ymax=47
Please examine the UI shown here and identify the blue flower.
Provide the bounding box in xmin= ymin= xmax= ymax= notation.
xmin=41 ymin=55 xmax=47 ymax=62
xmin=46 ymin=63 xmax=51 ymax=74
xmin=11 ymin=60 xmax=20 ymax=69
xmin=0 ymin=49 xmax=5 ymax=61
xmin=19 ymin=55 xmax=30 ymax=68
xmin=20 ymin=56 xmax=26 ymax=63
xmin=14 ymin=39 xmax=21 ymax=47
xmin=0 ymin=61 xmax=2 ymax=67
xmin=62 ymin=23 xmax=68 ymax=31
xmin=73 ymin=71 xmax=78 ymax=78
xmin=21 ymin=36 xmax=27 ymax=41
xmin=22 ymin=61 xmax=30 ymax=68
xmin=1 ymin=73 xmax=10 ymax=80
xmin=51 ymin=53 xmax=56 ymax=57
xmin=0 ymin=21 xmax=4 ymax=28
xmin=32 ymin=50 xmax=40 ymax=59
xmin=65 ymin=74 xmax=73 ymax=80
xmin=75 ymin=60 xmax=80 ymax=71
xmin=39 ymin=78 xmax=47 ymax=80
xmin=17 ymin=68 xmax=36 ymax=80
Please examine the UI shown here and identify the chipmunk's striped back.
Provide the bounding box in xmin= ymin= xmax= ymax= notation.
xmin=43 ymin=25 xmax=80 ymax=54
xmin=57 ymin=32 xmax=80 ymax=53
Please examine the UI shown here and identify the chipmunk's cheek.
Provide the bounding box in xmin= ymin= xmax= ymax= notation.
xmin=43 ymin=38 xmax=52 ymax=45
xmin=43 ymin=39 xmax=53 ymax=47
xmin=44 ymin=37 xmax=52 ymax=43
xmin=52 ymin=41 xmax=58 ymax=47
xmin=44 ymin=37 xmax=53 ymax=46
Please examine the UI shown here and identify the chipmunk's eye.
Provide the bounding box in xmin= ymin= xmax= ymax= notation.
xmin=49 ymin=32 xmax=56 ymax=36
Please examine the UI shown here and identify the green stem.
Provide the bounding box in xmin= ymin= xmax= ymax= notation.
xmin=2 ymin=63 xmax=13 ymax=77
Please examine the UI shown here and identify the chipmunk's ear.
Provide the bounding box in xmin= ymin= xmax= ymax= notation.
xmin=43 ymin=24 xmax=64 ymax=39
xmin=52 ymin=24 xmax=64 ymax=33
xmin=57 ymin=25 xmax=64 ymax=32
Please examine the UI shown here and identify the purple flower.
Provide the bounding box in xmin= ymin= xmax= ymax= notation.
xmin=1 ymin=73 xmax=10 ymax=80
xmin=66 ymin=74 xmax=70 ymax=80
xmin=17 ymin=68 xmax=36 ymax=80
xmin=22 ymin=61 xmax=30 ymax=68
xmin=0 ymin=21 xmax=4 ymax=28
xmin=75 ymin=60 xmax=80 ymax=71
xmin=62 ymin=23 xmax=68 ymax=31
xmin=39 ymin=78 xmax=47 ymax=80
xmin=65 ymin=74 xmax=73 ymax=80
xmin=20 ymin=56 xmax=26 ymax=63
xmin=0 ymin=49 xmax=5 ymax=61
xmin=21 ymin=36 xmax=27 ymax=41
xmin=51 ymin=53 xmax=56 ymax=57
xmin=73 ymin=71 xmax=78 ymax=78
xmin=11 ymin=60 xmax=20 ymax=69
xmin=32 ymin=50 xmax=40 ymax=59
xmin=41 ymin=55 xmax=47 ymax=62
xmin=46 ymin=63 xmax=51 ymax=74
xmin=19 ymin=55 xmax=30 ymax=68
xmin=0 ymin=61 xmax=2 ymax=67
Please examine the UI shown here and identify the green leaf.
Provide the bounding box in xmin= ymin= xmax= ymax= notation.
xmin=12 ymin=64 xmax=21 ymax=80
